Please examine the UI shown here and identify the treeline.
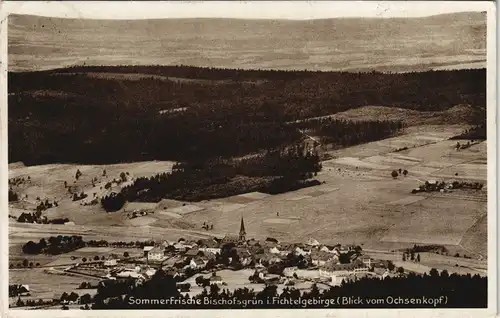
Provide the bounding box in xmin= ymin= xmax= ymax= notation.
xmin=291 ymin=118 xmax=404 ymax=146
xmin=8 ymin=67 xmax=485 ymax=165
xmin=92 ymin=269 xmax=487 ymax=309
xmin=17 ymin=211 xmax=69 ymax=224
xmin=102 ymin=145 xmax=321 ymax=209
xmin=22 ymin=235 xmax=84 ymax=255
xmin=21 ymin=236 xmax=161 ymax=254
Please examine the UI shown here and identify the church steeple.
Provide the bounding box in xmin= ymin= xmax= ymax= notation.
xmin=239 ymin=217 xmax=246 ymax=241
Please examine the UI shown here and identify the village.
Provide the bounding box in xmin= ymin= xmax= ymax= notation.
xmin=10 ymin=216 xmax=414 ymax=309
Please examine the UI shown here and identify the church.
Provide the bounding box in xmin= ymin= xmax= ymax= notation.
xmin=221 ymin=217 xmax=247 ymax=244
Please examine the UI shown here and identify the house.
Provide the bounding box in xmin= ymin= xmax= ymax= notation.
xmin=359 ymin=256 xmax=373 ymax=268
xmin=123 ymin=202 xmax=158 ymax=214
xmin=221 ymin=235 xmax=241 ymax=245
xmin=269 ymin=255 xmax=283 ymax=264
xmin=165 ymin=267 xmax=179 ymax=277
xmin=283 ymin=266 xmax=298 ymax=277
xmin=163 ymin=256 xmax=184 ymax=267
xmin=148 ymin=247 xmax=166 ymax=262
xmin=143 ymin=267 xmax=157 ymax=277
xmin=189 ymin=258 xmax=207 ymax=270
xmin=184 ymin=248 xmax=201 ymax=258
xmin=116 ymin=271 xmax=143 ymax=279
xmin=198 ymin=239 xmax=221 ymax=255
xmin=320 ymin=246 xmax=331 ymax=253
xmin=255 ymin=253 xmax=281 ymax=265
xmin=173 ymin=242 xmax=188 ymax=252
xmin=143 ymin=246 xmax=155 ymax=257
xmin=319 ymin=259 xmax=365 ymax=278
xmin=269 ymin=245 xmax=290 ymax=256
xmin=373 ymin=267 xmax=390 ymax=277
xmin=339 ymin=245 xmax=357 ymax=254
xmin=311 ymin=251 xmax=336 ymax=267
xmin=247 ymin=239 xmax=260 ymax=247
xmin=228 ymin=247 xmax=252 ymax=266
xmin=15 ymin=285 xmax=30 ymax=296
xmin=199 ymin=238 xmax=219 ymax=247
xmin=210 ymin=275 xmax=224 ymax=285
xmin=269 ymin=247 xmax=281 ymax=255
xmin=265 ymin=237 xmax=279 ymax=245
xmin=295 ymin=246 xmax=312 ymax=256
xmin=306 ymin=238 xmax=320 ymax=247
xmin=199 ymin=247 xmax=221 ymax=255
xmin=372 ymin=259 xmax=391 ymax=269
xmin=263 ymin=275 xmax=280 ymax=285
xmin=104 ymin=257 xmax=118 ymax=267
xmin=162 ymin=240 xmax=175 ymax=247
xmin=201 ymin=251 xmax=217 ymax=262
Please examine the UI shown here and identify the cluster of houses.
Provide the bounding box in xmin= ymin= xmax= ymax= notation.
xmin=93 ymin=218 xmax=392 ymax=288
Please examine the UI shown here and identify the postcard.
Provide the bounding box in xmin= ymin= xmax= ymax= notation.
xmin=1 ymin=1 xmax=496 ymax=317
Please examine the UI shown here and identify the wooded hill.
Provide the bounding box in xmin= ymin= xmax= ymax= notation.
xmin=8 ymin=66 xmax=485 ymax=165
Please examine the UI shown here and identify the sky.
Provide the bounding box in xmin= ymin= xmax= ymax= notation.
xmin=2 ymin=1 xmax=492 ymax=20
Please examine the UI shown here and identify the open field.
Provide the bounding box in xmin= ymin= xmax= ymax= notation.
xmin=365 ymin=250 xmax=486 ymax=276
xmin=263 ymin=218 xmax=300 ymax=225
xmin=380 ymin=197 xmax=486 ymax=245
xmin=9 ymin=268 xmax=101 ymax=300
xmin=180 ymin=125 xmax=487 ymax=257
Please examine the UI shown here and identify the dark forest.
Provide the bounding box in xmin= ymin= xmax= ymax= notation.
xmin=8 ymin=66 xmax=485 ymax=165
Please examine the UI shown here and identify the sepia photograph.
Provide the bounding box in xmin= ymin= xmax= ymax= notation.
xmin=2 ymin=1 xmax=496 ymax=316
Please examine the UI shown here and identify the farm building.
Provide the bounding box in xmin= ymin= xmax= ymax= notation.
xmin=123 ymin=202 xmax=158 ymax=214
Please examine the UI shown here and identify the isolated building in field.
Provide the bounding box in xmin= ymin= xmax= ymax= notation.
xmin=210 ymin=275 xmax=224 ymax=285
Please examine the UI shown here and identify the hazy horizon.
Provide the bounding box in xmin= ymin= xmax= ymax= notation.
xmin=9 ymin=11 xmax=486 ymax=73
xmin=7 ymin=11 xmax=487 ymax=21
xmin=3 ymin=1 xmax=491 ymax=20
